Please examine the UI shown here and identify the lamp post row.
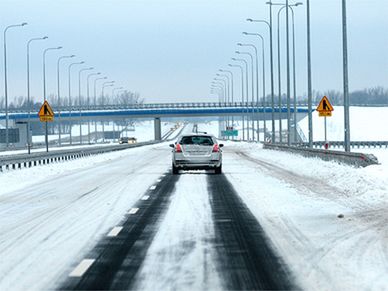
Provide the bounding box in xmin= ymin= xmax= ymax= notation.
xmin=215 ymin=1 xmax=305 ymax=145
xmin=3 ymin=23 xmax=125 ymax=152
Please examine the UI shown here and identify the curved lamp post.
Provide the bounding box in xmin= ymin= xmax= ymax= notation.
xmin=242 ymin=33 xmax=267 ymax=141
xmin=237 ymin=48 xmax=257 ymax=141
xmin=57 ymin=54 xmax=75 ymax=146
xmin=86 ymin=72 xmax=101 ymax=143
xmin=43 ymin=46 xmax=62 ymax=152
xmin=101 ymin=82 xmax=114 ymax=142
xmin=68 ymin=61 xmax=84 ymax=145
xmin=247 ymin=17 xmax=276 ymax=142
xmin=4 ymin=22 xmax=27 ymax=148
xmin=78 ymin=67 xmax=94 ymax=144
xmin=232 ymin=57 xmax=250 ymax=141
xmin=26 ymin=35 xmax=48 ymax=153
xmin=229 ymin=63 xmax=245 ymax=140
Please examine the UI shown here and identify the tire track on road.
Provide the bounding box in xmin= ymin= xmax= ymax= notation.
xmin=207 ymin=174 xmax=294 ymax=290
xmin=60 ymin=173 xmax=179 ymax=290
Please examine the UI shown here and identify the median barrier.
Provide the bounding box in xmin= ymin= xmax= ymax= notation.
xmin=0 ymin=141 xmax=159 ymax=172
xmin=263 ymin=143 xmax=379 ymax=167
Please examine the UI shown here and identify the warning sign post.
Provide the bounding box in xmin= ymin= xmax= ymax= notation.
xmin=316 ymin=96 xmax=334 ymax=148
xmin=38 ymin=100 xmax=54 ymax=122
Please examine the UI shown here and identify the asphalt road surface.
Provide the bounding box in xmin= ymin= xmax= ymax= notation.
xmin=61 ymin=172 xmax=294 ymax=290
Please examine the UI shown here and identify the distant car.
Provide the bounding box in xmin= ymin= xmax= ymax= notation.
xmin=169 ymin=134 xmax=223 ymax=174
xmin=119 ymin=137 xmax=137 ymax=144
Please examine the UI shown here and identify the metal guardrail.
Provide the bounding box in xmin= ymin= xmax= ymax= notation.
xmin=296 ymin=141 xmax=388 ymax=149
xmin=263 ymin=143 xmax=379 ymax=167
xmin=0 ymin=141 xmax=159 ymax=172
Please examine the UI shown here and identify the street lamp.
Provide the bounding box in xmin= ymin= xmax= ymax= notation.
xmin=101 ymin=81 xmax=115 ymax=105
xmin=101 ymin=82 xmax=114 ymax=142
xmin=214 ymin=78 xmax=228 ymax=103
xmin=238 ymin=45 xmax=259 ymax=141
xmin=86 ymin=72 xmax=101 ymax=144
xmin=43 ymin=46 xmax=62 ymax=152
xmin=219 ymin=69 xmax=235 ymax=131
xmin=247 ymin=17 xmax=276 ymax=143
xmin=57 ymin=54 xmax=75 ymax=146
xmin=78 ymin=67 xmax=94 ymax=144
xmin=270 ymin=1 xmax=303 ymax=145
xmin=4 ymin=22 xmax=27 ymax=148
xmin=307 ymin=0 xmax=313 ymax=147
xmin=93 ymin=76 xmax=107 ymax=142
xmin=68 ymin=61 xmax=84 ymax=145
xmin=242 ymin=33 xmax=267 ymax=142
xmin=342 ymin=0 xmax=350 ymax=152
xmin=26 ymin=35 xmax=48 ymax=153
xmin=211 ymin=81 xmax=225 ymax=98
xmin=219 ymin=70 xmax=234 ymax=103
xmin=210 ymin=84 xmax=225 ymax=102
xmin=235 ymin=51 xmax=255 ymax=141
xmin=229 ymin=62 xmax=246 ymax=140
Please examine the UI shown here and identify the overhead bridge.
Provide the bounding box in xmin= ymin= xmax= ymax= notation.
xmin=1 ymin=102 xmax=310 ymax=121
xmin=0 ymin=102 xmax=310 ymax=142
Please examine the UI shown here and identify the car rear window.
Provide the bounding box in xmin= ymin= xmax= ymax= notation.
xmin=180 ymin=136 xmax=214 ymax=145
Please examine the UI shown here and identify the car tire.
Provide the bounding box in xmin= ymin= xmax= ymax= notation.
xmin=215 ymin=164 xmax=222 ymax=175
xmin=172 ymin=164 xmax=179 ymax=175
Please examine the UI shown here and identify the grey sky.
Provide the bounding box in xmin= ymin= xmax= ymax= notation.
xmin=1 ymin=0 xmax=387 ymax=103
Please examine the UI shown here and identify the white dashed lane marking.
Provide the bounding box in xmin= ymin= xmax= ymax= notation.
xmin=150 ymin=185 xmax=157 ymax=190
xmin=128 ymin=208 xmax=139 ymax=214
xmin=141 ymin=195 xmax=150 ymax=201
xmin=107 ymin=226 xmax=123 ymax=237
xmin=69 ymin=259 xmax=95 ymax=277
xmin=157 ymin=179 xmax=162 ymax=182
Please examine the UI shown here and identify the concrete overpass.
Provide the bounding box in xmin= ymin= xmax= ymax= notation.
xmin=0 ymin=102 xmax=310 ymax=145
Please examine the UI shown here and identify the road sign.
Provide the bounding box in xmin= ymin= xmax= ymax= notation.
xmin=38 ymin=100 xmax=54 ymax=122
xmin=316 ymin=96 xmax=334 ymax=117
xmin=221 ymin=130 xmax=238 ymax=137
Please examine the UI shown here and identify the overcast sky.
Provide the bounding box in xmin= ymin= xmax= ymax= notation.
xmin=1 ymin=0 xmax=387 ymax=103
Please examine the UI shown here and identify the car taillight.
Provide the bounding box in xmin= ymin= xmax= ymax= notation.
xmin=212 ymin=144 xmax=220 ymax=152
xmin=175 ymin=143 xmax=182 ymax=152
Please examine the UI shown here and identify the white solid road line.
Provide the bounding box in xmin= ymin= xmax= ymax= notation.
xmin=69 ymin=259 xmax=95 ymax=277
xmin=107 ymin=226 xmax=123 ymax=237
xmin=141 ymin=195 xmax=150 ymax=201
xmin=150 ymin=185 xmax=157 ymax=190
xmin=128 ymin=208 xmax=139 ymax=214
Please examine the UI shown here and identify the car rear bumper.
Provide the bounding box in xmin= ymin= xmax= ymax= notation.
xmin=173 ymin=159 xmax=221 ymax=169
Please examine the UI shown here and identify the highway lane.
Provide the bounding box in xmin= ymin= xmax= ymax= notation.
xmin=60 ymin=172 xmax=293 ymax=290
xmin=0 ymin=144 xmax=172 ymax=291
xmin=1 ymin=136 xmax=295 ymax=290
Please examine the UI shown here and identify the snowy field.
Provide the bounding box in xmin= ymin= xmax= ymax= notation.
xmin=0 ymin=118 xmax=387 ymax=290
xmin=299 ymin=106 xmax=388 ymax=141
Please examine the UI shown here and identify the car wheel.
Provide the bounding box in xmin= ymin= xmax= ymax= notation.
xmin=172 ymin=164 xmax=179 ymax=175
xmin=215 ymin=164 xmax=222 ymax=174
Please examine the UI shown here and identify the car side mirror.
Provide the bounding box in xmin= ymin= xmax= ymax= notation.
xmin=169 ymin=144 xmax=175 ymax=148
xmin=219 ymin=144 xmax=224 ymax=148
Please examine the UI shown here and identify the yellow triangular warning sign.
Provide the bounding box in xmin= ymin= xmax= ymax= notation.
xmin=38 ymin=100 xmax=54 ymax=122
xmin=316 ymin=96 xmax=333 ymax=117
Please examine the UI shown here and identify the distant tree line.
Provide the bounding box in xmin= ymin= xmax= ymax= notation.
xmin=267 ymin=87 xmax=388 ymax=106
xmin=298 ymin=86 xmax=388 ymax=105
xmin=0 ymin=90 xmax=143 ymax=110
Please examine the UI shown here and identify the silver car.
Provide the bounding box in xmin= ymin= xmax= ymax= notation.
xmin=169 ymin=134 xmax=223 ymax=174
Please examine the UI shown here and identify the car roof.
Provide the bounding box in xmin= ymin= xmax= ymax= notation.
xmin=180 ymin=133 xmax=216 ymax=138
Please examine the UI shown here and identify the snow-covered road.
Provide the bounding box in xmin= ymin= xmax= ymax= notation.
xmin=0 ymin=132 xmax=387 ymax=290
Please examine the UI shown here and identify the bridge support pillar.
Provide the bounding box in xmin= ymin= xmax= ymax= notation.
xmin=154 ymin=117 xmax=162 ymax=141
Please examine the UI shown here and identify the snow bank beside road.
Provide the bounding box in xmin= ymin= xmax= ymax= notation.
xmin=224 ymin=141 xmax=388 ymax=290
